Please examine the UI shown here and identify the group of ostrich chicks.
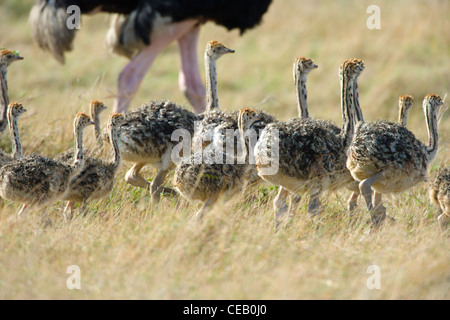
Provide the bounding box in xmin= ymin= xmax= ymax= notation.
xmin=0 ymin=42 xmax=448 ymax=231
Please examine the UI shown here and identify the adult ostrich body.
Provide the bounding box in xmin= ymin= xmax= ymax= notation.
xmin=29 ymin=0 xmax=273 ymax=113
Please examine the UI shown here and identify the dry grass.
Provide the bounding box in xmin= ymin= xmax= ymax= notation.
xmin=0 ymin=0 xmax=449 ymax=299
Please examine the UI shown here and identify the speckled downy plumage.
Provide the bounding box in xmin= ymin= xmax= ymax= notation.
xmin=0 ymin=49 xmax=23 ymax=134
xmin=63 ymin=113 xmax=124 ymax=218
xmin=429 ymin=167 xmax=450 ymax=229
xmin=112 ymin=99 xmax=199 ymax=203
xmin=0 ymin=102 xmax=27 ymax=167
xmin=253 ymin=59 xmax=364 ymax=224
xmin=174 ymin=108 xmax=261 ymax=219
xmin=0 ymin=113 xmax=94 ymax=215
xmin=347 ymin=93 xmax=443 ymax=227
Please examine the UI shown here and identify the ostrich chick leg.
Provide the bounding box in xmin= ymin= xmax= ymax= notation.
xmin=113 ymin=20 xmax=199 ymax=113
xmin=63 ymin=201 xmax=74 ymax=221
xmin=150 ymin=168 xmax=171 ymax=203
xmin=273 ymin=187 xmax=290 ymax=223
xmin=307 ymin=187 xmax=321 ymax=217
xmin=195 ymin=199 xmax=215 ymax=220
xmin=359 ymin=172 xmax=386 ymax=226
xmin=125 ymin=162 xmax=148 ymax=189
xmin=125 ymin=162 xmax=176 ymax=203
xmin=17 ymin=204 xmax=28 ymax=217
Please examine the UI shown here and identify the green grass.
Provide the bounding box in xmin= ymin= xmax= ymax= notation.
xmin=0 ymin=0 xmax=449 ymax=299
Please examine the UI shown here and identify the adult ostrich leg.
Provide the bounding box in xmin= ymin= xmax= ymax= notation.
xmin=29 ymin=0 xmax=273 ymax=114
xmin=113 ymin=21 xmax=204 ymax=113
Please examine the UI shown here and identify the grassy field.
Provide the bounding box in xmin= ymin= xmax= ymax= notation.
xmin=0 ymin=0 xmax=449 ymax=300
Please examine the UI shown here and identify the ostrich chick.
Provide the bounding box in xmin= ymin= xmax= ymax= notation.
xmin=63 ymin=112 xmax=125 ymax=219
xmin=0 ymin=102 xmax=27 ymax=167
xmin=0 ymin=113 xmax=94 ymax=215
xmin=0 ymin=49 xmax=23 ymax=133
xmin=347 ymin=94 xmax=443 ymax=227
xmin=429 ymin=167 xmax=450 ymax=230
xmin=174 ymin=108 xmax=261 ymax=219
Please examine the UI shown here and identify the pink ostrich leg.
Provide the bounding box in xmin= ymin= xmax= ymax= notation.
xmin=113 ymin=19 xmax=205 ymax=114
xmin=177 ymin=25 xmax=206 ymax=114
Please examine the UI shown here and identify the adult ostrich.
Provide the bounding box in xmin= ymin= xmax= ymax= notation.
xmin=29 ymin=0 xmax=273 ymax=113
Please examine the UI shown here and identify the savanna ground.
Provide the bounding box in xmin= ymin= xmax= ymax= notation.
xmin=0 ymin=0 xmax=449 ymax=300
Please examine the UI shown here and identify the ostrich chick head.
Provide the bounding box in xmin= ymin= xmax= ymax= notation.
xmin=205 ymin=40 xmax=235 ymax=60
xmin=0 ymin=49 xmax=23 ymax=67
